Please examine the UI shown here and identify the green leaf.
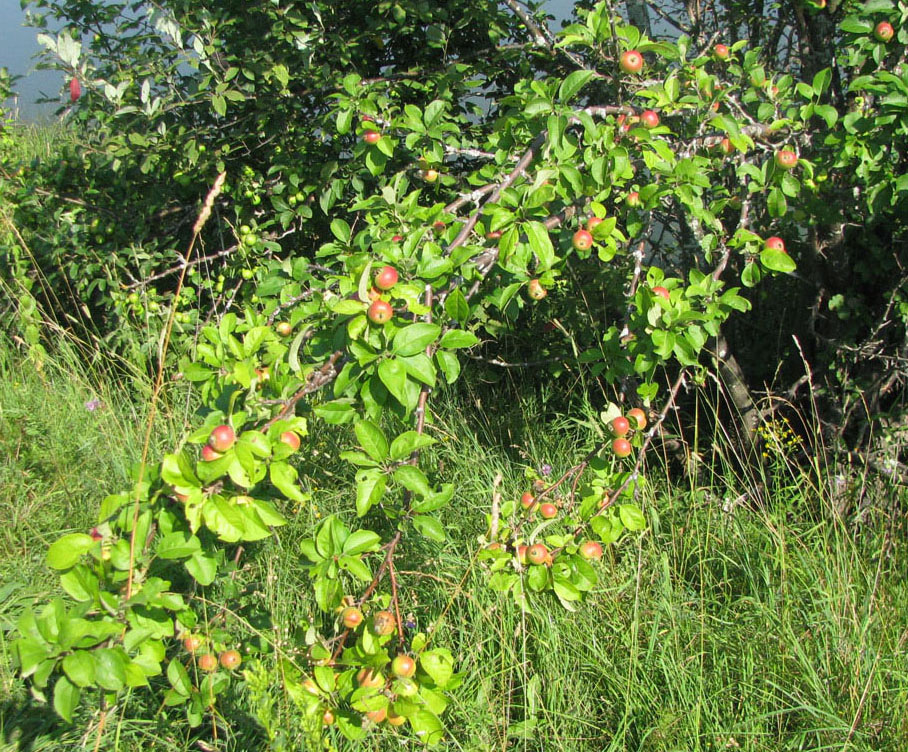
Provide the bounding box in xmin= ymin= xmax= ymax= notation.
xmin=355 ymin=469 xmax=387 ymax=517
xmin=524 ymin=221 xmax=555 ymax=271
xmin=401 ymin=353 xmax=436 ymax=386
xmin=53 ymin=676 xmax=80 ymax=723
xmin=270 ymin=461 xmax=307 ymax=502
xmin=435 ymin=350 xmax=461 ymax=384
xmin=355 ymin=420 xmax=389 ymax=462
xmin=438 ymin=330 xmax=479 ymax=349
xmin=419 ymin=648 xmax=454 ymax=687
xmin=412 ymin=515 xmax=446 ymax=542
xmin=393 ymin=323 xmax=441 ymax=356
xmin=618 ymin=503 xmax=646 ymax=531
xmin=760 ymin=248 xmax=797 ymax=273
xmin=342 ymin=530 xmax=382 ymax=555
xmin=62 ymin=651 xmax=96 ymax=688
xmin=185 ymin=551 xmax=218 ymax=586
xmin=444 ymin=289 xmax=470 ymax=324
xmin=389 ymin=431 xmax=437 ymax=461
xmin=767 ymin=186 xmax=787 ymax=218
xmin=47 ymin=534 xmax=95 ymax=570
xmin=167 ymin=658 xmax=192 ymax=696
xmin=394 ymin=465 xmax=432 ymax=497
xmin=378 ymin=359 xmax=409 ymax=407
xmin=94 ymin=648 xmax=127 ymax=691
xmin=156 ymin=532 xmax=201 ymax=560
xmin=558 ymin=69 xmax=596 ymax=103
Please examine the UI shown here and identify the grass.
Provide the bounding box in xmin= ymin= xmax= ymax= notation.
xmin=0 ymin=338 xmax=906 ymax=752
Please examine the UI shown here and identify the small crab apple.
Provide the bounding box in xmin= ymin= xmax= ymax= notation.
xmin=485 ymin=229 xmax=502 ymax=240
xmin=520 ymin=492 xmax=535 ymax=509
xmin=587 ymin=216 xmax=603 ymax=232
xmin=201 ymin=445 xmax=223 ymax=462
xmin=388 ymin=710 xmax=407 ymax=726
xmin=627 ymin=407 xmax=647 ymax=430
xmin=652 ymin=286 xmax=670 ymax=301
xmin=69 ymin=77 xmax=81 ymax=102
xmin=341 ymin=606 xmax=363 ymax=629
xmin=528 ymin=279 xmax=547 ymax=300
xmin=874 ymin=21 xmax=895 ymax=42
xmin=764 ymin=236 xmax=786 ymax=253
xmin=775 ymin=150 xmax=798 ymax=170
xmin=422 ymin=168 xmax=439 ymax=182
xmin=322 ymin=709 xmax=336 ymax=726
xmin=626 ymin=191 xmax=642 ymax=208
xmin=183 ymin=635 xmax=204 ymax=653
xmin=391 ymin=234 xmax=403 ymax=242
xmin=619 ymin=49 xmax=644 ymax=74
xmin=719 ymin=137 xmax=735 ymax=155
xmin=219 ymin=650 xmax=242 ymax=669
xmin=539 ymin=502 xmax=558 ymax=520
xmin=357 ymin=668 xmax=385 ymax=688
xmin=365 ymin=707 xmax=388 ymax=724
xmin=391 ymin=654 xmax=416 ymax=678
xmin=374 ymin=265 xmax=399 ymax=290
xmin=714 ymin=43 xmax=730 ymax=59
xmin=612 ymin=438 xmax=632 ymax=458
xmin=640 ymin=110 xmax=660 ymax=129
xmin=367 ymin=299 xmax=393 ymax=325
xmin=516 ymin=545 xmax=529 ymax=564
xmin=280 ymin=431 xmax=301 ymax=451
xmin=275 ymin=321 xmax=292 ymax=337
xmin=572 ymin=229 xmax=593 ymax=252
xmin=611 ymin=416 xmax=630 ymax=437
xmin=209 ymin=424 xmax=236 ymax=452
xmin=579 ymin=540 xmax=604 ymax=561
xmin=363 ymin=129 xmax=381 ymax=144
xmin=371 ymin=610 xmax=396 ymax=636
xmin=198 ymin=653 xmax=218 ymax=672
xmin=527 ymin=544 xmax=549 ymax=565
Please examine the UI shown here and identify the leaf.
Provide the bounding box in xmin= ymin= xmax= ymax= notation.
xmin=558 ymin=69 xmax=596 ymax=103
xmin=185 ymin=551 xmax=218 ymax=586
xmin=47 ymin=534 xmax=95 ymax=570
xmin=618 ymin=503 xmax=646 ymax=531
xmin=760 ymin=248 xmax=797 ymax=273
xmin=524 ymin=221 xmax=555 ymax=271
xmin=62 ymin=651 xmax=96 ymax=688
xmin=355 ymin=420 xmax=389 ymax=462
xmin=378 ymin=359 xmax=409 ymax=407
xmin=167 ymin=658 xmax=192 ymax=696
xmin=767 ymin=186 xmax=787 ymax=218
xmin=269 ymin=461 xmax=307 ymax=502
xmin=342 ymin=530 xmax=382 ymax=555
xmin=389 ymin=431 xmax=437 ymax=461
xmin=393 ymin=323 xmax=440 ymax=356
xmin=94 ymin=648 xmax=127 ymax=691
xmin=438 ymin=330 xmax=479 ymax=349
xmin=444 ymin=289 xmax=470 ymax=324
xmin=401 ymin=353 xmax=436 ymax=386
xmin=156 ymin=532 xmax=201 ymax=560
xmin=412 ymin=515 xmax=446 ymax=542
xmin=53 ymin=676 xmax=80 ymax=723
xmin=419 ymin=648 xmax=454 ymax=687
xmin=355 ymin=469 xmax=387 ymax=517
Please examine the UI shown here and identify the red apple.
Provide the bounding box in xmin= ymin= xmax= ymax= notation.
xmin=485 ymin=230 xmax=502 ymax=240
xmin=422 ymin=168 xmax=439 ymax=182
xmin=201 ymin=445 xmax=222 ymax=462
xmin=874 ymin=21 xmax=895 ymax=42
xmin=539 ymin=502 xmax=558 ymax=520
xmin=520 ymin=492 xmax=535 ymax=509
xmin=183 ymin=635 xmax=204 ymax=653
xmin=391 ymin=654 xmax=416 ymax=678
xmin=391 ymin=234 xmax=403 ymax=242
xmin=516 ymin=544 xmax=529 ymax=564
xmin=374 ymin=265 xmax=399 ymax=290
xmin=572 ymin=229 xmax=593 ymax=251
xmin=357 ymin=668 xmax=385 ymax=688
xmin=619 ymin=50 xmax=644 ymax=74
xmin=208 ymin=424 xmax=236 ymax=452
xmin=342 ymin=606 xmax=363 ymax=629
xmin=528 ymin=279 xmax=547 ymax=300
xmin=371 ymin=610 xmax=396 ymax=636
xmin=527 ymin=544 xmax=548 ymax=565
xmin=626 ymin=191 xmax=642 ymax=208
xmin=365 ymin=707 xmax=387 ymax=724
xmin=719 ymin=137 xmax=734 ymax=155
xmin=764 ymin=236 xmax=786 ymax=253
xmin=627 ymin=407 xmax=647 ymax=430
xmin=387 ymin=710 xmax=407 ymax=726
xmin=367 ymin=300 xmax=393 ymax=325
xmin=652 ymin=286 xmax=670 ymax=301
xmin=69 ymin=77 xmax=81 ymax=103
xmin=363 ymin=130 xmax=381 ymax=144
xmin=640 ymin=110 xmax=660 ymax=129
xmin=775 ymin=150 xmax=798 ymax=170
xmin=198 ymin=653 xmax=218 ymax=672
xmin=322 ymin=709 xmax=336 ymax=726
xmin=611 ymin=416 xmax=630 ymax=437
xmin=612 ymin=438 xmax=632 ymax=458
xmin=275 ymin=321 xmax=292 ymax=337
xmin=280 ymin=431 xmax=301 ymax=451
xmin=579 ymin=540 xmax=604 ymax=561
xmin=714 ymin=43 xmax=730 ymax=59
xmin=587 ymin=216 xmax=603 ymax=232
xmin=219 ymin=650 xmax=242 ymax=669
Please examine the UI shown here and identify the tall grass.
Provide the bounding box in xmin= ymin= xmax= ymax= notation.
xmin=0 ymin=341 xmax=905 ymax=751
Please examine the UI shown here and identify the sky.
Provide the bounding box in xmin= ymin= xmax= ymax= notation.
xmin=1 ymin=1 xmax=580 ymax=121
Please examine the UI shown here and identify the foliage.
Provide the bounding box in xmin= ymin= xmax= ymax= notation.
xmin=3 ymin=0 xmax=908 ymax=747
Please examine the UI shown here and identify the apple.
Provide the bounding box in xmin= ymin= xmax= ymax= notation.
xmin=367 ymin=300 xmax=393 ymax=325
xmin=528 ymin=279 xmax=547 ymax=300
xmin=198 ymin=653 xmax=218 ymax=672
xmin=341 ymin=606 xmax=363 ymax=629
xmin=485 ymin=230 xmax=502 ymax=240
xmin=587 ymin=217 xmax=603 ymax=233
xmin=280 ymin=431 xmax=301 ymax=451
xmin=322 ymin=709 xmax=336 ymax=726
xmin=219 ymin=650 xmax=242 ymax=669
xmin=302 ymin=678 xmax=321 ymax=695
xmin=391 ymin=234 xmax=403 ymax=242
xmin=374 ymin=265 xmax=399 ymax=290
xmin=719 ymin=137 xmax=734 ymax=155
xmin=572 ymin=229 xmax=593 ymax=252
xmin=627 ymin=407 xmax=647 ymax=430
xmin=775 ymin=150 xmax=798 ymax=170
xmin=422 ymin=168 xmax=439 ymax=182
xmin=371 ymin=609 xmax=396 ymax=636
xmin=612 ymin=438 xmax=632 ymax=458
xmin=391 ymin=654 xmax=416 ymax=678
xmin=714 ymin=43 xmax=730 ymax=59
xmin=527 ymin=544 xmax=548 ymax=565
xmin=619 ymin=50 xmax=644 ymax=74
xmin=69 ymin=77 xmax=81 ymax=103
xmin=357 ymin=667 xmax=385 ymax=688
xmin=520 ymin=492 xmax=535 ymax=509
xmin=640 ymin=110 xmax=660 ymax=129
xmin=89 ymin=527 xmax=103 ymax=541
xmin=363 ymin=130 xmax=381 ymax=144
xmin=539 ymin=502 xmax=558 ymax=520
xmin=208 ymin=424 xmax=236 ymax=452
xmin=516 ymin=545 xmax=529 ymax=564
xmin=579 ymin=541 xmax=604 ymax=561
xmin=201 ymin=445 xmax=223 ymax=462
xmin=387 ymin=710 xmax=407 ymax=726
xmin=874 ymin=21 xmax=895 ymax=42
xmin=764 ymin=236 xmax=786 ymax=253
xmin=626 ymin=191 xmax=641 ymax=208
xmin=365 ymin=707 xmax=387 ymax=724
xmin=183 ymin=635 xmax=204 ymax=653
xmin=652 ymin=286 xmax=670 ymax=301
xmin=611 ymin=416 xmax=630 ymax=437
xmin=275 ymin=321 xmax=292 ymax=337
